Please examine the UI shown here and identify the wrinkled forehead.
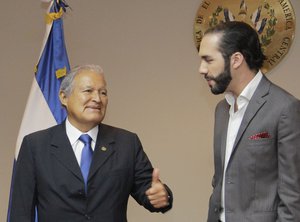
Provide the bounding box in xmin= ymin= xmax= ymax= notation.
xmin=73 ymin=71 xmax=107 ymax=87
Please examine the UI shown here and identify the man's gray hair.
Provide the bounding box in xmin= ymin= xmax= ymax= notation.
xmin=60 ymin=64 xmax=104 ymax=96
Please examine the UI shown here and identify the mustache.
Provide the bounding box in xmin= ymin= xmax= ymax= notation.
xmin=204 ymin=75 xmax=216 ymax=81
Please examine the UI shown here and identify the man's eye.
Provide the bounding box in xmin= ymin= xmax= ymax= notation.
xmin=100 ymin=90 xmax=107 ymax=96
xmin=83 ymin=89 xmax=93 ymax=93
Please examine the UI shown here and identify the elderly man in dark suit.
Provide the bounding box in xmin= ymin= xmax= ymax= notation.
xmin=198 ymin=21 xmax=300 ymax=222
xmin=10 ymin=64 xmax=172 ymax=222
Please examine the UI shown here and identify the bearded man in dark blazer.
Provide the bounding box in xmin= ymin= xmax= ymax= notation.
xmin=10 ymin=64 xmax=173 ymax=222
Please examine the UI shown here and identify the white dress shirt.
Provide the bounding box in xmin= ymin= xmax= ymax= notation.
xmin=220 ymin=71 xmax=263 ymax=222
xmin=65 ymin=118 xmax=98 ymax=166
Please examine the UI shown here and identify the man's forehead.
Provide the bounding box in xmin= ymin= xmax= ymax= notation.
xmin=199 ymin=34 xmax=221 ymax=53
xmin=203 ymin=33 xmax=221 ymax=45
xmin=73 ymin=72 xmax=106 ymax=85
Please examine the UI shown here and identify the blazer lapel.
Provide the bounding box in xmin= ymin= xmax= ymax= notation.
xmin=232 ymin=76 xmax=270 ymax=152
xmin=88 ymin=124 xmax=115 ymax=181
xmin=218 ymin=102 xmax=230 ymax=168
xmin=50 ymin=123 xmax=83 ymax=181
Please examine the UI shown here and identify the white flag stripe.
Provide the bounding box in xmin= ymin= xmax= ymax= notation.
xmin=15 ymin=79 xmax=56 ymax=159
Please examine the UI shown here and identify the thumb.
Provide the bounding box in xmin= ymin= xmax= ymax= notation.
xmin=152 ymin=168 xmax=160 ymax=184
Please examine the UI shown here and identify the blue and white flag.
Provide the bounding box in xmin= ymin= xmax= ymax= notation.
xmin=7 ymin=1 xmax=70 ymax=221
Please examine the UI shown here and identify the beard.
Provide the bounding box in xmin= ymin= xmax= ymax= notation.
xmin=205 ymin=62 xmax=232 ymax=95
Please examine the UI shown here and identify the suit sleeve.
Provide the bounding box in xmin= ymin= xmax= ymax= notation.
xmin=9 ymin=136 xmax=37 ymax=222
xmin=130 ymin=134 xmax=173 ymax=213
xmin=277 ymin=99 xmax=300 ymax=221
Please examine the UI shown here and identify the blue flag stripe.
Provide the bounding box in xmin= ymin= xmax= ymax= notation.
xmin=35 ymin=1 xmax=70 ymax=123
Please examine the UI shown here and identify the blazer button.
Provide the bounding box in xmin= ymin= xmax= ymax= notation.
xmin=226 ymin=178 xmax=233 ymax=184
xmin=84 ymin=214 xmax=91 ymax=220
xmin=78 ymin=190 xmax=85 ymax=197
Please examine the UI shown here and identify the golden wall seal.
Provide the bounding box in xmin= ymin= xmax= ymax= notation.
xmin=193 ymin=0 xmax=296 ymax=73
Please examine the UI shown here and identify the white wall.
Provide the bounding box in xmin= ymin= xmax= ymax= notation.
xmin=1 ymin=0 xmax=299 ymax=221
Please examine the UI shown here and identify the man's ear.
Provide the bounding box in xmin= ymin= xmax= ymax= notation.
xmin=59 ymin=91 xmax=68 ymax=107
xmin=231 ymin=52 xmax=244 ymax=69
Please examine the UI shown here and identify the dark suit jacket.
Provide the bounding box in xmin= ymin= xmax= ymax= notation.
xmin=10 ymin=123 xmax=172 ymax=222
xmin=207 ymin=76 xmax=300 ymax=222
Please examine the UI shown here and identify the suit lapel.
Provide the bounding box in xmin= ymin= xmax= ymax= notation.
xmin=219 ymin=102 xmax=230 ymax=168
xmin=232 ymin=76 xmax=270 ymax=153
xmin=50 ymin=123 xmax=117 ymax=184
xmin=88 ymin=124 xmax=115 ymax=181
xmin=50 ymin=123 xmax=83 ymax=181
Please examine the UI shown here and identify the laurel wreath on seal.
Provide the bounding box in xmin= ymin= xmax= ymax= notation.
xmin=209 ymin=6 xmax=223 ymax=28
xmin=260 ymin=3 xmax=277 ymax=48
xmin=207 ymin=2 xmax=277 ymax=51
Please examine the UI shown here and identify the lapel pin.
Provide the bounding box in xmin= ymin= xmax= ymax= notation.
xmin=101 ymin=146 xmax=107 ymax=152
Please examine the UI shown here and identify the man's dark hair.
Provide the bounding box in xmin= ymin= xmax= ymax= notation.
xmin=205 ymin=21 xmax=267 ymax=72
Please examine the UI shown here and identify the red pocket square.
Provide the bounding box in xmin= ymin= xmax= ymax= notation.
xmin=249 ymin=132 xmax=271 ymax=140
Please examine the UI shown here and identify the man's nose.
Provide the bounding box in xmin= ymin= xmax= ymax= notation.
xmin=198 ymin=62 xmax=208 ymax=75
xmin=92 ymin=91 xmax=101 ymax=102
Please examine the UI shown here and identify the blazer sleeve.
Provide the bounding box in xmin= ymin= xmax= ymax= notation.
xmin=130 ymin=134 xmax=173 ymax=213
xmin=277 ymin=99 xmax=300 ymax=220
xmin=9 ymin=135 xmax=37 ymax=222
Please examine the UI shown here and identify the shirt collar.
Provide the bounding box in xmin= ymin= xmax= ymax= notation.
xmin=65 ymin=118 xmax=99 ymax=146
xmin=225 ymin=70 xmax=263 ymax=106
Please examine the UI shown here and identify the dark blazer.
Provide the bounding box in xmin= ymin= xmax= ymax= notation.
xmin=10 ymin=123 xmax=172 ymax=222
xmin=207 ymin=76 xmax=300 ymax=222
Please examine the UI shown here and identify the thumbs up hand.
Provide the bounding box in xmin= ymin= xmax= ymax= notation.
xmin=145 ymin=168 xmax=170 ymax=208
